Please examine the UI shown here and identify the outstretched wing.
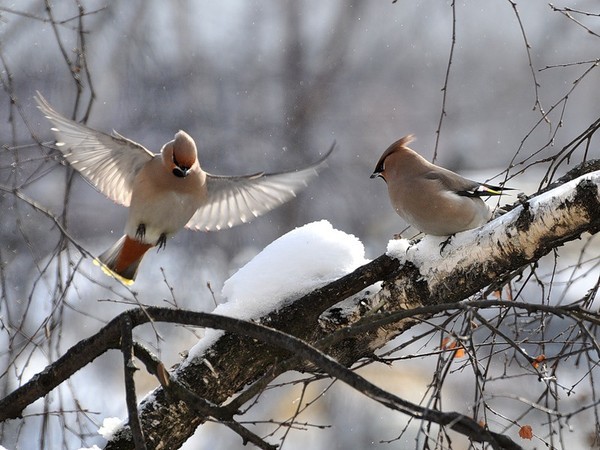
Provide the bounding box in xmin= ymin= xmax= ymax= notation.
xmin=186 ymin=143 xmax=334 ymax=231
xmin=36 ymin=92 xmax=155 ymax=207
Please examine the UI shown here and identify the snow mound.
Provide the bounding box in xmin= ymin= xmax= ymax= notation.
xmin=97 ymin=417 xmax=124 ymax=440
xmin=221 ymin=220 xmax=367 ymax=316
xmin=188 ymin=220 xmax=367 ymax=359
xmin=386 ymin=238 xmax=410 ymax=260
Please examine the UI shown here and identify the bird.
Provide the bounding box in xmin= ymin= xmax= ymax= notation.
xmin=371 ymin=135 xmax=511 ymax=237
xmin=35 ymin=92 xmax=333 ymax=284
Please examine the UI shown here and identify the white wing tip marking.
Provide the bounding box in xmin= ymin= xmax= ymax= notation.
xmin=56 ymin=142 xmax=65 ymax=147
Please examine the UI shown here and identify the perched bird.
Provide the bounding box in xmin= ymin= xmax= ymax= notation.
xmin=36 ymin=92 xmax=333 ymax=284
xmin=371 ymin=135 xmax=511 ymax=236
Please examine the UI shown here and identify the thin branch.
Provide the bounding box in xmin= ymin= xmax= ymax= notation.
xmin=433 ymin=0 xmax=456 ymax=163
xmin=507 ymin=0 xmax=547 ymax=120
xmin=550 ymin=3 xmax=600 ymax=38
xmin=539 ymin=58 xmax=600 ymax=71
xmin=320 ymin=300 xmax=600 ymax=348
xmin=43 ymin=0 xmax=82 ymax=93
xmin=133 ymin=344 xmax=277 ymax=450
xmin=0 ymin=184 xmax=92 ymax=257
xmin=120 ymin=316 xmax=147 ymax=450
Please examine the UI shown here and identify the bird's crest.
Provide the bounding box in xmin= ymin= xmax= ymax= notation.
xmin=371 ymin=134 xmax=415 ymax=177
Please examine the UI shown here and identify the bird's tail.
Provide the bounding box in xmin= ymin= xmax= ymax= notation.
xmin=478 ymin=183 xmax=515 ymax=196
xmin=94 ymin=235 xmax=153 ymax=285
xmin=460 ymin=183 xmax=515 ymax=198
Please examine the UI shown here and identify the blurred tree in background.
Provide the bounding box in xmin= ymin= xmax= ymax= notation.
xmin=1 ymin=1 xmax=600 ymax=449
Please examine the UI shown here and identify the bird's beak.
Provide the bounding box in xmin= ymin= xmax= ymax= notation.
xmin=370 ymin=172 xmax=380 ymax=179
xmin=173 ymin=166 xmax=190 ymax=178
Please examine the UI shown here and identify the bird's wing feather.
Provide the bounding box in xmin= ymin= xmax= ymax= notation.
xmin=424 ymin=168 xmax=479 ymax=192
xmin=186 ymin=143 xmax=334 ymax=231
xmin=36 ymin=92 xmax=154 ymax=207
xmin=424 ymin=168 xmax=511 ymax=198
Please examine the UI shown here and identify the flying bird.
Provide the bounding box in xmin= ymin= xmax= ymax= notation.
xmin=371 ymin=135 xmax=511 ymax=236
xmin=36 ymin=92 xmax=333 ymax=284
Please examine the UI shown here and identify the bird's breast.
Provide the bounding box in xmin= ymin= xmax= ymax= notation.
xmin=124 ymin=167 xmax=206 ymax=243
xmin=389 ymin=182 xmax=491 ymax=236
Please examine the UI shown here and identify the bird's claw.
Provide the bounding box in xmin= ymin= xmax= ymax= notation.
xmin=157 ymin=233 xmax=167 ymax=251
xmin=136 ymin=223 xmax=146 ymax=241
xmin=439 ymin=235 xmax=454 ymax=254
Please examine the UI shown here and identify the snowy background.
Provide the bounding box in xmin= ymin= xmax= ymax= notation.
xmin=1 ymin=1 xmax=600 ymax=449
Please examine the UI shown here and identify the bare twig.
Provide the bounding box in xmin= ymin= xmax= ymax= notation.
xmin=507 ymin=0 xmax=548 ymax=121
xmin=433 ymin=0 xmax=456 ymax=163
xmin=120 ymin=316 xmax=147 ymax=450
xmin=133 ymin=343 xmax=277 ymax=450
xmin=550 ymin=3 xmax=600 ymax=38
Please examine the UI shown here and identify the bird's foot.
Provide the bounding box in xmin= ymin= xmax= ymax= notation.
xmin=439 ymin=234 xmax=455 ymax=254
xmin=157 ymin=233 xmax=167 ymax=251
xmin=136 ymin=223 xmax=146 ymax=241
